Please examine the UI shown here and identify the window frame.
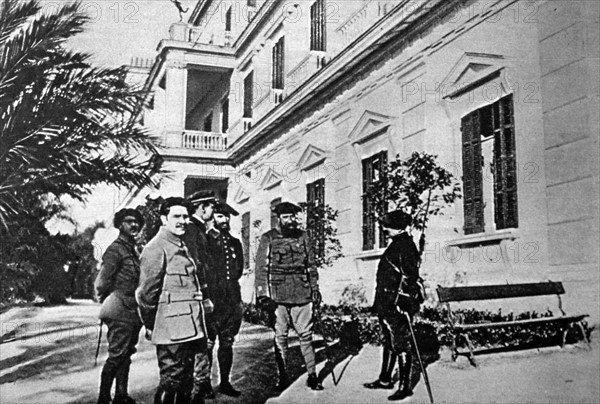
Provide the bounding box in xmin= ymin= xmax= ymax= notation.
xmin=461 ymin=94 xmax=518 ymax=235
xmin=307 ymin=178 xmax=326 ymax=258
xmin=310 ymin=0 xmax=327 ymax=52
xmin=362 ymin=150 xmax=387 ymax=251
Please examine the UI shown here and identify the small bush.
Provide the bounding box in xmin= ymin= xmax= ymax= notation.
xmin=242 ymin=302 xmax=590 ymax=349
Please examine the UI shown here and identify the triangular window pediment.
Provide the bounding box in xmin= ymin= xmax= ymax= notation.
xmin=233 ymin=187 xmax=250 ymax=204
xmin=261 ymin=168 xmax=283 ymax=190
xmin=348 ymin=110 xmax=394 ymax=144
xmin=440 ymin=52 xmax=505 ymax=99
xmin=297 ymin=144 xmax=328 ymax=171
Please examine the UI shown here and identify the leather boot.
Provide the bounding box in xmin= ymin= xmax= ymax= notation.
xmin=274 ymin=345 xmax=288 ymax=391
xmin=388 ymin=351 xmax=413 ymax=401
xmin=97 ymin=362 xmax=118 ymax=404
xmin=306 ymin=373 xmax=324 ymax=391
xmin=218 ymin=344 xmax=240 ymax=397
xmin=364 ymin=347 xmax=396 ymax=389
xmin=192 ymin=379 xmax=214 ymax=401
xmin=113 ymin=361 xmax=137 ymax=404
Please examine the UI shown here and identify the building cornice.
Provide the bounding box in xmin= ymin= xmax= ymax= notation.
xmin=226 ymin=0 xmax=456 ymax=165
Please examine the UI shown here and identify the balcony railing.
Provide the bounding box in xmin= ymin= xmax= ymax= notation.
xmin=336 ymin=2 xmax=370 ymax=46
xmin=181 ymin=130 xmax=228 ymax=150
xmin=287 ymin=51 xmax=328 ymax=88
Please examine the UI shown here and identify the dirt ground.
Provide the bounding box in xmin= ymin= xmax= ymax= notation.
xmin=1 ymin=300 xmax=598 ymax=404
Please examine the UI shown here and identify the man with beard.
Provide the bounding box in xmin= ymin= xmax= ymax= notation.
xmin=363 ymin=209 xmax=422 ymax=401
xmin=95 ymin=208 xmax=145 ymax=404
xmin=136 ymin=197 xmax=208 ymax=404
xmin=202 ymin=201 xmax=244 ymax=398
xmin=255 ymin=201 xmax=323 ymax=391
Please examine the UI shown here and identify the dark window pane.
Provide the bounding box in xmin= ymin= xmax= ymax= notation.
xmin=244 ymin=71 xmax=253 ymax=118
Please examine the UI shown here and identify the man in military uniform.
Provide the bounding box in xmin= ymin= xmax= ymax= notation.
xmin=363 ymin=209 xmax=422 ymax=401
xmin=136 ymin=197 xmax=208 ymax=404
xmin=95 ymin=208 xmax=144 ymax=404
xmin=203 ymin=201 xmax=244 ymax=397
xmin=184 ymin=190 xmax=216 ymax=270
xmin=183 ymin=190 xmax=218 ymax=402
xmin=255 ymin=201 xmax=323 ymax=391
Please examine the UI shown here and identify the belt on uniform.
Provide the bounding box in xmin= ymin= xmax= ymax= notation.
xmin=159 ymin=291 xmax=199 ymax=303
xmin=270 ymin=267 xmax=306 ymax=275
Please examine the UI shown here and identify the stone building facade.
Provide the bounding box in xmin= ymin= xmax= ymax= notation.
xmin=140 ymin=0 xmax=600 ymax=322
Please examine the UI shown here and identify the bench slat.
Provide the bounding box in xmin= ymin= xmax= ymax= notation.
xmin=453 ymin=314 xmax=588 ymax=331
xmin=437 ymin=282 xmax=565 ymax=302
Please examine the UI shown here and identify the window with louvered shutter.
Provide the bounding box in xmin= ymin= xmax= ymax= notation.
xmin=362 ymin=151 xmax=387 ymax=250
xmin=493 ymin=94 xmax=518 ymax=229
xmin=243 ymin=71 xmax=253 ymax=118
xmin=307 ymin=178 xmax=325 ymax=258
xmin=310 ymin=0 xmax=326 ymax=52
xmin=272 ymin=37 xmax=285 ymax=90
xmin=242 ymin=212 xmax=250 ymax=269
xmin=461 ymin=110 xmax=485 ymax=234
xmin=461 ymin=94 xmax=518 ymax=235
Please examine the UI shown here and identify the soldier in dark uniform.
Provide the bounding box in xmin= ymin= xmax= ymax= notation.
xmin=255 ymin=201 xmax=323 ymax=391
xmin=203 ymin=201 xmax=244 ymax=397
xmin=136 ymin=197 xmax=208 ymax=404
xmin=95 ymin=208 xmax=144 ymax=404
xmin=182 ymin=191 xmax=218 ymax=402
xmin=184 ymin=190 xmax=216 ymax=270
xmin=363 ymin=209 xmax=422 ymax=401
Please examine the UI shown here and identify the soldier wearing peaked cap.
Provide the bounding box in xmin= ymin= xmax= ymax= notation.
xmin=364 ymin=209 xmax=423 ymax=401
xmin=255 ymin=201 xmax=323 ymax=391
xmin=184 ymin=190 xmax=217 ymax=278
xmin=95 ymin=208 xmax=144 ymax=404
xmin=182 ymin=191 xmax=218 ymax=402
xmin=200 ymin=200 xmax=244 ymax=398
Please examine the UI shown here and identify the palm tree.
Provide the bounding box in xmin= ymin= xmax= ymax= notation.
xmin=0 ymin=0 xmax=161 ymax=229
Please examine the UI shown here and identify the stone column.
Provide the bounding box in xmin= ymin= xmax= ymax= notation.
xmin=164 ymin=58 xmax=188 ymax=147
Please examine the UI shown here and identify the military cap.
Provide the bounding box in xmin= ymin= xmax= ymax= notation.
xmin=159 ymin=197 xmax=190 ymax=216
xmin=213 ymin=201 xmax=239 ymax=217
xmin=378 ymin=209 xmax=412 ymax=230
xmin=187 ymin=190 xmax=216 ymax=206
xmin=272 ymin=201 xmax=302 ymax=215
xmin=113 ymin=208 xmax=144 ymax=228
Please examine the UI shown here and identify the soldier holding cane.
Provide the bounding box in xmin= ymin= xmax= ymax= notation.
xmin=363 ymin=209 xmax=424 ymax=401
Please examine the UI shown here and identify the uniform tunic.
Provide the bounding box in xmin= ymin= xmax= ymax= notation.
xmin=136 ymin=227 xmax=208 ymax=393
xmin=255 ymin=227 xmax=318 ymax=304
xmin=95 ymin=233 xmax=143 ymax=370
xmin=136 ymin=227 xmax=206 ymax=345
xmin=373 ymin=232 xmax=421 ymax=353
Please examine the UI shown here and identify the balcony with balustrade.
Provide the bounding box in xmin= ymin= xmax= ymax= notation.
xmin=159 ymin=130 xmax=228 ymax=161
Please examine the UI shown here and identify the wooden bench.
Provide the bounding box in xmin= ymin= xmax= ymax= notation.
xmin=437 ymin=281 xmax=590 ymax=366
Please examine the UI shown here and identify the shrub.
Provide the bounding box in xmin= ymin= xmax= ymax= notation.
xmin=242 ymin=302 xmax=590 ymax=349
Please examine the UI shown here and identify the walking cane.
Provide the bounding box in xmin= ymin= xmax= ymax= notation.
xmin=94 ymin=320 xmax=103 ymax=366
xmin=403 ymin=312 xmax=434 ymax=404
